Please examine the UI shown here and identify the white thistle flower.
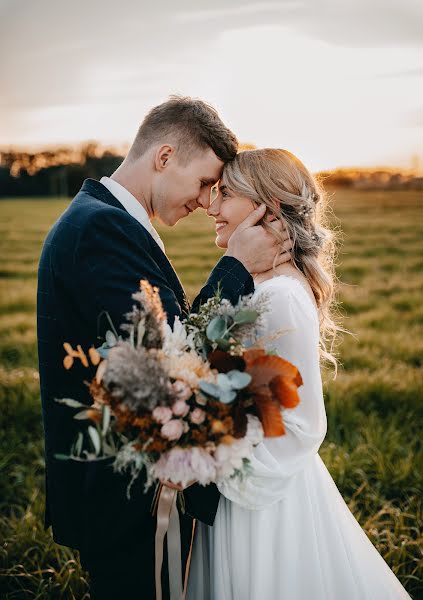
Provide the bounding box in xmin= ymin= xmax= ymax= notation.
xmin=163 ymin=316 xmax=197 ymax=355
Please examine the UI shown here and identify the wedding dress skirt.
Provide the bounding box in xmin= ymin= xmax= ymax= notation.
xmin=186 ymin=275 xmax=411 ymax=600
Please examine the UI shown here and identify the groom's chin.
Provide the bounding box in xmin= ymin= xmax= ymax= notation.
xmin=159 ymin=213 xmax=181 ymax=227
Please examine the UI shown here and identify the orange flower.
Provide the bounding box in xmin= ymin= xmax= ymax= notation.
xmin=243 ymin=349 xmax=303 ymax=437
xmin=63 ymin=342 xmax=89 ymax=369
xmin=220 ymin=434 xmax=236 ymax=445
xmin=86 ymin=408 xmax=101 ymax=423
xmin=211 ymin=419 xmax=226 ymax=434
xmin=88 ymin=346 xmax=101 ymax=366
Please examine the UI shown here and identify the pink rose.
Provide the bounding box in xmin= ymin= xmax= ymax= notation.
xmin=161 ymin=419 xmax=184 ymax=441
xmin=172 ymin=399 xmax=190 ymax=417
xmin=152 ymin=406 xmax=173 ymax=425
xmin=171 ymin=380 xmax=193 ymax=402
xmin=190 ymin=408 xmax=206 ymax=425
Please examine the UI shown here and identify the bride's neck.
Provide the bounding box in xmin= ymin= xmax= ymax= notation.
xmin=253 ymin=262 xmax=298 ymax=285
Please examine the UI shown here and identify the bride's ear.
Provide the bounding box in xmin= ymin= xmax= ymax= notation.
xmin=263 ymin=209 xmax=278 ymax=223
xmin=263 ymin=199 xmax=280 ymax=222
xmin=266 ymin=213 xmax=278 ymax=223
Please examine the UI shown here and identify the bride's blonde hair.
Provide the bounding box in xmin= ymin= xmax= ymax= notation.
xmin=221 ymin=148 xmax=341 ymax=370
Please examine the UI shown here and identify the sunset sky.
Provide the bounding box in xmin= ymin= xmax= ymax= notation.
xmin=1 ymin=0 xmax=422 ymax=172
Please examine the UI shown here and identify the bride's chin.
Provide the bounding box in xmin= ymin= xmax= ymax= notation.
xmin=215 ymin=235 xmax=228 ymax=249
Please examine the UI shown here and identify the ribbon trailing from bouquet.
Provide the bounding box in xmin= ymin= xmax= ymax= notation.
xmin=153 ymin=484 xmax=183 ymax=600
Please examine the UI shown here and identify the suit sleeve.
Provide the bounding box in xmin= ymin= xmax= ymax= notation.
xmin=192 ymin=255 xmax=254 ymax=313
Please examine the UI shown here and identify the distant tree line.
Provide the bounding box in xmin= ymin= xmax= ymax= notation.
xmin=320 ymin=168 xmax=423 ymax=191
xmin=0 ymin=143 xmax=125 ymax=198
xmin=1 ymin=143 xmax=422 ymax=198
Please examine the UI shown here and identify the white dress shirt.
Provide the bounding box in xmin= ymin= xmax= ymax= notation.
xmin=100 ymin=176 xmax=165 ymax=253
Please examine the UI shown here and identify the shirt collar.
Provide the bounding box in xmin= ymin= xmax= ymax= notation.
xmin=100 ymin=176 xmax=165 ymax=253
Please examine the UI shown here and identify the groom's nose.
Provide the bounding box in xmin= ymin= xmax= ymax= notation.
xmin=196 ymin=187 xmax=212 ymax=210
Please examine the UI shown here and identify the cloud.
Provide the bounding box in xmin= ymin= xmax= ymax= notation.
xmin=376 ymin=66 xmax=423 ymax=79
xmin=173 ymin=0 xmax=423 ymax=47
xmin=404 ymin=109 xmax=423 ymax=127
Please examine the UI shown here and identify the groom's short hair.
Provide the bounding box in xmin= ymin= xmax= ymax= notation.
xmin=128 ymin=96 xmax=238 ymax=164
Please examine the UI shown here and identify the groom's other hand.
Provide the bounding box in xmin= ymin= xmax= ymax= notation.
xmin=226 ymin=204 xmax=292 ymax=273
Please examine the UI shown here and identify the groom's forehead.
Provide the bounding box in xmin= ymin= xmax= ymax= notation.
xmin=195 ymin=148 xmax=224 ymax=179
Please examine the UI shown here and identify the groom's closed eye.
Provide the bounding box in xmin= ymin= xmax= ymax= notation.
xmin=200 ymin=177 xmax=217 ymax=188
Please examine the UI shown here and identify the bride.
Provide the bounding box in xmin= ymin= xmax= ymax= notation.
xmin=186 ymin=149 xmax=410 ymax=599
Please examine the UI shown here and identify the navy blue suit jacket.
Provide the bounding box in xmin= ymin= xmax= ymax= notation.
xmin=37 ymin=179 xmax=254 ymax=562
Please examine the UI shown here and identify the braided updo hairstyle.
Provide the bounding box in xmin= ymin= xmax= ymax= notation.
xmin=220 ymin=148 xmax=340 ymax=369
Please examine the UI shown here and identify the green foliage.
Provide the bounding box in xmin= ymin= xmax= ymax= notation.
xmin=0 ymin=191 xmax=422 ymax=598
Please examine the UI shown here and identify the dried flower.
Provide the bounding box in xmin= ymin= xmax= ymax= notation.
xmin=172 ymin=400 xmax=190 ymax=417
xmin=190 ymin=408 xmax=206 ymax=425
xmin=152 ymin=446 xmax=217 ymax=487
xmin=123 ymin=280 xmax=166 ymax=350
xmin=152 ymin=406 xmax=173 ymax=425
xmin=164 ymin=351 xmax=216 ymax=389
xmin=169 ymin=380 xmax=192 ymax=402
xmin=161 ymin=419 xmax=184 ymax=441
xmin=63 ymin=342 xmax=89 ymax=369
xmin=103 ymin=343 xmax=170 ymax=413
xmin=163 ymin=316 xmax=196 ymax=354
xmin=211 ymin=419 xmax=226 ymax=434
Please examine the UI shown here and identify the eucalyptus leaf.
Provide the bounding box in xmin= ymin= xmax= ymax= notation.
xmin=96 ymin=345 xmax=110 ymax=359
xmin=215 ymin=338 xmax=231 ymax=351
xmin=55 ymin=398 xmax=86 ymax=409
xmin=88 ymin=426 xmax=101 ymax=455
xmin=233 ymin=310 xmax=259 ymax=325
xmin=73 ymin=409 xmax=92 ymax=420
xmin=226 ymin=370 xmax=252 ymax=389
xmin=217 ymin=373 xmax=232 ymax=390
xmin=102 ymin=440 xmax=117 ymax=455
xmin=219 ymin=389 xmax=237 ymax=404
xmin=82 ymin=450 xmax=97 ymax=460
xmin=206 ymin=316 xmax=227 ymax=341
xmin=199 ymin=381 xmax=221 ymax=398
xmin=105 ymin=330 xmax=118 ymax=347
xmin=102 ymin=405 xmax=111 ymax=436
xmin=54 ymin=453 xmax=71 ymax=461
xmin=75 ymin=432 xmax=83 ymax=456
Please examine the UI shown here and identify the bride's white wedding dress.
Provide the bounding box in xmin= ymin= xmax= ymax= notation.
xmin=186 ymin=275 xmax=411 ymax=600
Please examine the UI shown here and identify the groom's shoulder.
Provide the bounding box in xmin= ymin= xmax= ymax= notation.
xmin=41 ymin=181 xmax=152 ymax=269
xmin=66 ymin=181 xmax=127 ymax=228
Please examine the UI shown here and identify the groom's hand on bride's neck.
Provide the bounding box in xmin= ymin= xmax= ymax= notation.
xmin=225 ymin=205 xmax=293 ymax=274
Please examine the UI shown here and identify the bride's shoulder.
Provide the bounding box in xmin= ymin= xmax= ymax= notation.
xmin=254 ymin=274 xmax=318 ymax=317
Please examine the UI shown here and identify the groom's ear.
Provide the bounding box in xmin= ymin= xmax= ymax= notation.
xmin=155 ymin=144 xmax=175 ymax=172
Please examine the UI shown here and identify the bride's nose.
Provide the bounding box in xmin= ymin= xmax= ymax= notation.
xmin=207 ymin=194 xmax=221 ymax=218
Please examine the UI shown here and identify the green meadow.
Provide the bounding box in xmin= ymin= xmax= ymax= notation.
xmin=0 ymin=190 xmax=422 ymax=598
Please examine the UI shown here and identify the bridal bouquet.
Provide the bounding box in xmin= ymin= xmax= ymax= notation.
xmin=57 ymin=280 xmax=303 ymax=493
xmin=57 ymin=280 xmax=303 ymax=600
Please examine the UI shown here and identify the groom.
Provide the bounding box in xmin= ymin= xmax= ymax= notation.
xmin=37 ymin=96 xmax=292 ymax=599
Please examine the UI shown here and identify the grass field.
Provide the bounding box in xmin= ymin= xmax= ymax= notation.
xmin=0 ymin=190 xmax=422 ymax=599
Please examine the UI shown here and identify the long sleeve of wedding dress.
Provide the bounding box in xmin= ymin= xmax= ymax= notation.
xmin=217 ymin=276 xmax=328 ymax=509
